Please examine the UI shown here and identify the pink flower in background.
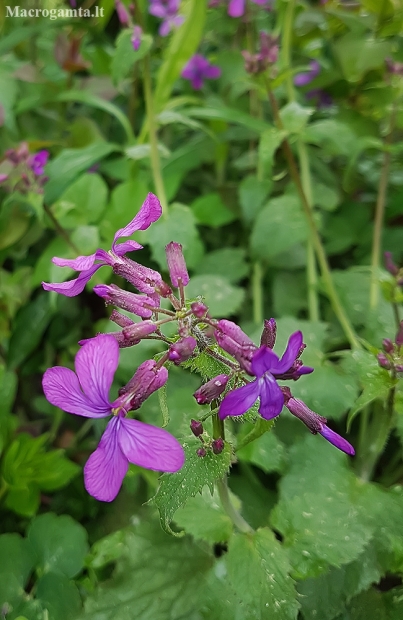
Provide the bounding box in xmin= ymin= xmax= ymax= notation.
xmin=149 ymin=0 xmax=184 ymax=36
xmin=131 ymin=25 xmax=142 ymax=51
xmin=228 ymin=0 xmax=271 ymax=18
xmin=294 ymin=60 xmax=321 ymax=86
xmin=181 ymin=54 xmax=221 ymax=90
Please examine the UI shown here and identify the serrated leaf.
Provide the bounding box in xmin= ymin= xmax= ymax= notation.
xmin=151 ymin=437 xmax=232 ymax=535
xmin=185 ymin=275 xmax=245 ymax=317
xmin=225 ymin=528 xmax=299 ymax=620
xmin=174 ymin=488 xmax=234 ymax=543
xmin=183 ymin=349 xmax=230 ymax=381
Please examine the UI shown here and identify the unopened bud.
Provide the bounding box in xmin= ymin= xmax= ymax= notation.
xmin=197 ymin=447 xmax=207 ymax=457
xmin=377 ymin=353 xmax=391 ymax=369
xmin=382 ymin=338 xmax=394 ymax=353
xmin=193 ymin=375 xmax=229 ymax=405
xmin=165 ymin=242 xmax=189 ymax=288
xmin=191 ymin=301 xmax=208 ymax=318
xmin=94 ymin=284 xmax=158 ymax=319
xmin=214 ymin=319 xmax=256 ymax=375
xmin=115 ymin=0 xmax=130 ymax=25
xmin=117 ymin=359 xmax=168 ymax=409
xmin=122 ymin=320 xmax=157 ymax=344
xmin=190 ymin=419 xmax=203 ymax=437
xmin=396 ymin=321 xmax=403 ymax=346
xmin=260 ymin=318 xmax=277 ymax=348
xmin=168 ymin=336 xmax=197 ymax=365
xmin=212 ymin=438 xmax=224 ymax=455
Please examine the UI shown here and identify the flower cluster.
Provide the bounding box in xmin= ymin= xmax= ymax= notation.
xmin=377 ymin=322 xmax=403 ymax=373
xmin=42 ymin=192 xmax=354 ymax=502
xmin=181 ymin=55 xmax=221 ymax=90
xmin=242 ymin=32 xmax=279 ymax=75
xmin=0 ymin=143 xmax=49 ymax=194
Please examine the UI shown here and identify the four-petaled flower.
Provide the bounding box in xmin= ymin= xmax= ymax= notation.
xmin=42 ymin=335 xmax=185 ymax=501
xmin=181 ymin=55 xmax=221 ymax=90
xmin=149 ymin=0 xmax=184 ymax=37
xmin=42 ymin=193 xmax=162 ymax=297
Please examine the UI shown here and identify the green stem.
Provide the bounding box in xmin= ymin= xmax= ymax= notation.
xmin=143 ymin=55 xmax=168 ymax=213
xmin=369 ymin=108 xmax=395 ymax=309
xmin=0 ymin=479 xmax=8 ymax=503
xmin=43 ymin=203 xmax=80 ymax=255
xmin=267 ymin=87 xmax=360 ymax=349
xmin=252 ymin=261 xmax=264 ymax=326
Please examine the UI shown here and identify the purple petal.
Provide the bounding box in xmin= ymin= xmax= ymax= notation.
xmin=42 ymin=367 xmax=110 ymax=418
xmin=42 ymin=264 xmax=103 ymax=297
xmin=219 ymin=380 xmax=260 ymax=419
xmin=117 ymin=417 xmax=185 ymax=472
xmin=112 ymin=193 xmax=162 ymax=252
xmin=52 ymin=253 xmax=97 ymax=271
xmin=84 ymin=417 xmax=128 ymax=501
xmin=258 ymin=375 xmax=284 ymax=420
xmin=149 ymin=4 xmax=167 ymax=18
xmin=272 ymin=331 xmax=303 ymax=374
xmin=251 ymin=346 xmax=280 ymax=377
xmin=319 ymin=426 xmax=355 ymax=456
xmin=159 ymin=20 xmax=171 ymax=36
xmin=204 ymin=65 xmax=221 ymax=79
xmin=228 ymin=0 xmax=245 ymax=17
xmin=191 ymin=75 xmax=204 ymax=90
xmin=171 ymin=14 xmax=184 ymax=27
xmin=75 ymin=335 xmax=119 ymax=408
xmin=113 ymin=240 xmax=143 ymax=255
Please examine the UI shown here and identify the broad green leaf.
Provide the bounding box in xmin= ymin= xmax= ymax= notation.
xmin=194 ymin=248 xmax=249 ymax=283
xmin=86 ymin=530 xmax=128 ymax=570
xmin=0 ymin=365 xmax=18 ymax=418
xmin=0 ymin=202 xmax=31 ymax=250
xmin=111 ymin=30 xmax=152 ymax=85
xmin=313 ymin=182 xmax=340 ymax=211
xmin=51 ymin=173 xmax=108 ymax=228
xmin=174 ymin=488 xmax=234 ymax=543
xmin=125 ymin=143 xmax=171 ymax=160
xmin=154 ymin=0 xmax=207 ymax=109
xmin=44 ymin=142 xmax=119 ymax=205
xmin=333 ymin=34 xmax=392 ymax=82
xmin=79 ymin=521 xmax=213 ymax=619
xmin=239 ymin=176 xmax=272 ymax=224
xmin=28 ymin=513 xmax=88 ymax=579
xmin=32 ymin=238 xmax=73 ymax=287
xmin=225 ymin=528 xmax=299 ymax=620
xmin=35 ymin=573 xmax=82 ymax=620
xmin=191 ymin=192 xmax=236 ymax=227
xmin=302 ymin=120 xmax=358 ymax=157
xmin=270 ymin=436 xmax=373 ymax=579
xmin=0 ymin=534 xmax=35 ymax=606
xmin=237 ymin=428 xmax=286 ymax=473
xmin=279 ymin=102 xmax=313 ymax=134
xmin=7 ymin=294 xmax=54 ymax=369
xmin=185 ymin=275 xmax=245 ymax=317
xmin=258 ymin=128 xmax=286 ymax=180
xmin=250 ymin=195 xmax=309 ymax=260
xmin=151 ymin=437 xmax=232 ymax=535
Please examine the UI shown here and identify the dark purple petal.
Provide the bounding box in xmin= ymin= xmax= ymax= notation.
xmin=271 ymin=331 xmax=303 ymax=374
xmin=260 ymin=318 xmax=277 ymax=348
xmin=93 ymin=284 xmax=157 ymax=319
xmin=218 ymin=380 xmax=260 ymax=419
xmin=117 ymin=417 xmax=185 ymax=472
xmin=112 ymin=193 xmax=162 ymax=252
xmin=191 ymin=75 xmax=204 ymax=90
xmin=168 ymin=336 xmax=197 ymax=364
xmin=84 ymin=417 xmax=128 ymax=501
xmin=228 ymin=0 xmax=245 ymax=17
xmin=251 ymin=346 xmax=280 ymax=377
xmin=257 ymin=374 xmax=284 ymax=420
xmin=319 ymin=426 xmax=355 ymax=456
xmin=42 ymin=264 xmax=104 ymax=297
xmin=42 ymin=367 xmax=111 ymax=418
xmin=75 ymin=335 xmax=119 ymax=408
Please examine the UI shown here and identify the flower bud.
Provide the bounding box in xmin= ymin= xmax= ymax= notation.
xmin=191 ymin=301 xmax=208 ymax=318
xmin=122 ymin=320 xmax=157 ymax=344
xmin=117 ymin=359 xmax=168 ymax=409
xmin=212 ymin=438 xmax=224 ymax=455
xmin=94 ymin=284 xmax=158 ymax=319
xmin=377 ymin=353 xmax=391 ymax=369
xmin=115 ymin=0 xmax=130 ymax=25
xmin=168 ymin=337 xmax=197 ymax=365
xmin=165 ymin=242 xmax=189 ymax=288
xmin=110 ymin=310 xmax=135 ymax=328
xmin=113 ymin=257 xmax=172 ymax=298
xmin=190 ymin=419 xmax=203 ymax=437
xmin=193 ymin=374 xmax=229 ymax=405
xmin=384 ymin=252 xmax=399 ymax=276
xmin=396 ymin=321 xmax=403 ymax=346
xmin=197 ymin=447 xmax=207 ymax=457
xmin=382 ymin=338 xmax=394 ymax=353
xmin=131 ymin=25 xmax=142 ymax=51
xmin=214 ymin=320 xmax=256 ymax=375
xmin=260 ymin=318 xmax=277 ymax=348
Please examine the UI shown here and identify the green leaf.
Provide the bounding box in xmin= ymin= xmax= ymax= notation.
xmin=158 ymin=383 xmax=170 ymax=427
xmin=35 ymin=573 xmax=82 ymax=620
xmin=0 ymin=534 xmax=35 ymax=606
xmin=151 ymin=437 xmax=232 ymax=535
xmin=258 ymin=128 xmax=286 ymax=180
xmin=154 ymin=0 xmax=207 ymax=109
xmin=237 ymin=428 xmax=286 ymax=474
xmin=333 ymin=34 xmax=392 ymax=82
xmin=225 ymin=528 xmax=299 ymax=620
xmin=279 ymin=102 xmax=313 ymax=134
xmin=0 ymin=69 xmax=18 ymax=132
xmin=79 ymin=521 xmax=213 ymax=619
xmin=7 ymin=294 xmax=54 ymax=370
xmin=194 ymin=248 xmax=249 ymax=283
xmin=51 ymin=173 xmax=108 ymax=228
xmin=183 ymin=348 xmax=230 ymax=381
xmin=239 ymin=175 xmax=272 ymax=225
xmin=250 ymin=195 xmax=308 ymax=260
xmin=0 ymin=364 xmax=18 ymax=418
xmin=302 ymin=120 xmax=358 ymax=157
xmin=184 ymin=105 xmax=270 ymax=134
xmin=270 ymin=436 xmax=373 ymax=579
xmin=111 ymin=30 xmax=152 ymax=85
xmin=191 ymin=192 xmax=236 ymax=228
xmin=174 ymin=488 xmax=234 ymax=543
xmin=146 ymin=203 xmax=203 ymax=270
xmin=86 ymin=530 xmax=128 ymax=570
xmin=185 ymin=275 xmax=245 ymax=317
xmin=44 ymin=142 xmax=119 ymax=205
xmin=28 ymin=513 xmax=88 ymax=578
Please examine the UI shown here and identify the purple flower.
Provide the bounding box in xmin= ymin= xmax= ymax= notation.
xmin=228 ymin=0 xmax=270 ymax=18
xmin=42 ymin=335 xmax=184 ymax=501
xmin=242 ymin=31 xmax=279 ymax=74
xmin=115 ymin=0 xmax=130 ymax=25
xmin=219 ymin=332 xmax=304 ymax=420
xmin=294 ymin=60 xmax=321 ymax=87
xmin=149 ymin=0 xmax=184 ymax=36
xmin=305 ymin=88 xmax=333 ymax=109
xmin=283 ymin=393 xmax=355 ymax=456
xmin=165 ymin=242 xmax=189 ymax=287
xmin=181 ymin=55 xmax=221 ymax=90
xmin=131 ymin=25 xmax=142 ymax=51
xmin=28 ymin=150 xmax=49 ymax=176
xmin=42 ymin=193 xmax=162 ymax=298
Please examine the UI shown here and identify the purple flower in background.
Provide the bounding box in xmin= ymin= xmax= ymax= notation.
xmin=131 ymin=25 xmax=142 ymax=51
xmin=305 ymin=88 xmax=333 ymax=109
xmin=228 ymin=0 xmax=271 ymax=18
xmin=242 ymin=32 xmax=279 ymax=74
xmin=115 ymin=0 xmax=130 ymax=25
xmin=42 ymin=335 xmax=184 ymax=501
xmin=149 ymin=0 xmax=184 ymax=36
xmin=219 ymin=331 xmax=304 ymax=420
xmin=28 ymin=150 xmax=49 ymax=176
xmin=181 ymin=54 xmax=221 ymax=90
xmin=42 ymin=193 xmax=162 ymax=297
xmin=294 ymin=60 xmax=321 ymax=87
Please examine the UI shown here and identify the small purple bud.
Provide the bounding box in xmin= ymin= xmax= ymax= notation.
xmin=197 ymin=447 xmax=207 ymax=457
xmin=93 ymin=284 xmax=157 ymax=319
xmin=168 ymin=336 xmax=197 ymax=365
xmin=117 ymin=359 xmax=168 ymax=409
xmin=113 ymin=257 xmax=172 ymax=298
xmin=122 ymin=320 xmax=157 ymax=344
xmin=214 ymin=319 xmax=256 ymax=375
xmin=190 ymin=419 xmax=203 ymax=437
xmin=115 ymin=0 xmax=130 ymax=25
xmin=0 ymin=173 xmax=8 ymax=183
xmin=131 ymin=25 xmax=142 ymax=51
xmin=384 ymin=251 xmax=399 ymax=276
xmin=395 ymin=364 xmax=403 ymax=373
xmin=28 ymin=150 xmax=49 ymax=176
xmin=110 ymin=309 xmax=135 ymax=328
xmin=382 ymin=338 xmax=394 ymax=353
xmin=193 ymin=374 xmax=229 ymax=405
xmin=294 ymin=60 xmax=321 ymax=87
xmin=212 ymin=438 xmax=224 ymax=455
xmin=165 ymin=242 xmax=190 ymax=288
xmin=396 ymin=321 xmax=403 ymax=346
xmin=260 ymin=318 xmax=277 ymax=348
xmin=191 ymin=301 xmax=208 ymax=318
